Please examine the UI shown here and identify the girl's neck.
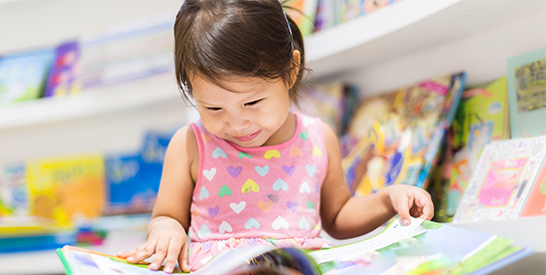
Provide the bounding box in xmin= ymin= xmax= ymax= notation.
xmin=262 ymin=112 xmax=297 ymax=147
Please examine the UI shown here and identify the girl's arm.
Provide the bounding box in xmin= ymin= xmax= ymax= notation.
xmin=319 ymin=123 xmax=433 ymax=239
xmin=118 ymin=125 xmax=198 ymax=272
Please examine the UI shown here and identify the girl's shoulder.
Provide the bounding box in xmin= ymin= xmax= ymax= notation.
xmin=169 ymin=124 xmax=200 ymax=176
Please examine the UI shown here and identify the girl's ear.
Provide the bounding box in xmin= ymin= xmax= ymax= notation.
xmin=289 ymin=50 xmax=301 ymax=89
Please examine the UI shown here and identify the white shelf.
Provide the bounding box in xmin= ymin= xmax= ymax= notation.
xmin=2 ymin=0 xmax=544 ymax=130
xmin=0 ymin=73 xmax=182 ymax=130
xmin=306 ymin=0 xmax=546 ymax=79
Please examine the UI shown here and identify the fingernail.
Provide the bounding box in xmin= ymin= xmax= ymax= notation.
xmin=164 ymin=266 xmax=173 ymax=273
xmin=403 ymin=219 xmax=410 ymax=226
xmin=149 ymin=263 xmax=159 ymax=270
xmin=127 ymin=257 xmax=134 ymax=262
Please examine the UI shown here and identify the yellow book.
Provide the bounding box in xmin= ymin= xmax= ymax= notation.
xmin=26 ymin=154 xmax=106 ymax=226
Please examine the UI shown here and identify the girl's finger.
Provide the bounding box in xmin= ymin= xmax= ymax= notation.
xmin=417 ymin=194 xmax=434 ymax=220
xmin=179 ymin=239 xmax=191 ymax=273
xmin=117 ymin=243 xmax=147 ymax=258
xmin=148 ymin=237 xmax=170 ymax=270
xmin=128 ymin=241 xmax=156 ymax=263
xmin=395 ymin=196 xmax=412 ymax=226
xmin=163 ymin=237 xmax=182 ymax=273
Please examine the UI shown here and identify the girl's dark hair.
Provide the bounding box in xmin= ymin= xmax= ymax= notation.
xmin=174 ymin=0 xmax=306 ymax=104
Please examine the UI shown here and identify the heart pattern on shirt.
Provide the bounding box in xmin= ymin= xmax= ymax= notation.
xmin=230 ymin=201 xmax=246 ymax=214
xmin=272 ymin=179 xmax=289 ymax=191
xmin=241 ymin=179 xmax=260 ymax=194
xmin=272 ymin=216 xmax=289 ymax=230
xmin=203 ymin=168 xmax=216 ymax=181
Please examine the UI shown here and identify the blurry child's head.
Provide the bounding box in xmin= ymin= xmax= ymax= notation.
xmin=173 ymin=0 xmax=305 ymax=103
xmin=173 ymin=0 xmax=307 ymax=147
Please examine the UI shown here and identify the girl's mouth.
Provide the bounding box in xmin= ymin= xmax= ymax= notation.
xmin=233 ymin=130 xmax=262 ymax=142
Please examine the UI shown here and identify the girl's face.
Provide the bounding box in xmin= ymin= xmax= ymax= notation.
xmin=191 ymin=74 xmax=292 ymax=148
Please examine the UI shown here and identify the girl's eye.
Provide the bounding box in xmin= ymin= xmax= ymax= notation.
xmin=245 ymin=99 xmax=263 ymax=106
xmin=207 ymin=107 xmax=222 ymax=111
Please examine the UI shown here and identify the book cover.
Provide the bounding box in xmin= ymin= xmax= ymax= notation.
xmin=0 ymin=48 xmax=55 ymax=106
xmin=43 ymin=41 xmax=81 ymax=97
xmin=342 ymin=72 xmax=466 ymax=196
xmin=0 ymin=164 xmax=27 ymax=217
xmin=441 ymin=77 xmax=509 ymax=220
xmin=507 ymin=47 xmax=546 ymax=138
xmin=26 ymin=154 xmax=106 ymax=226
xmin=452 ymin=136 xmax=546 ymax=223
xmin=103 ymin=153 xmax=161 ymax=216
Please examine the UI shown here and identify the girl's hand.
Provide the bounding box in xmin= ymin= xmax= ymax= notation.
xmin=117 ymin=218 xmax=190 ymax=273
xmin=384 ymin=185 xmax=434 ymax=226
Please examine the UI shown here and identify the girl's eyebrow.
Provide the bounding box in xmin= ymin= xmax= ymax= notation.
xmin=194 ymin=99 xmax=217 ymax=106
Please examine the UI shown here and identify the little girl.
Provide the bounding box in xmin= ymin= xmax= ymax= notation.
xmin=119 ymin=0 xmax=433 ymax=273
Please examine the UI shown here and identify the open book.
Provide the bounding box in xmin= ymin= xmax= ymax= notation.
xmin=56 ymin=217 xmax=533 ymax=275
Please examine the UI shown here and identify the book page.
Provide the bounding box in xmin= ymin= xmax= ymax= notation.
xmin=308 ymin=217 xmax=426 ymax=264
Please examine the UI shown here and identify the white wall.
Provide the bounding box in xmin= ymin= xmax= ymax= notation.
xmin=342 ymin=10 xmax=546 ymax=97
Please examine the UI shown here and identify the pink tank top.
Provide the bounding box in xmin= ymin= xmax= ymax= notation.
xmin=187 ymin=112 xmax=332 ymax=270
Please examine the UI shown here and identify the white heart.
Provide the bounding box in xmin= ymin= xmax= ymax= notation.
xmin=272 ymin=216 xmax=289 ymax=230
xmin=302 ymin=118 xmax=315 ymax=127
xmin=203 ymin=168 xmax=217 ymax=181
xmin=199 ymin=186 xmax=209 ymax=199
xmin=299 ymin=217 xmax=310 ymax=230
xmin=230 ymin=201 xmax=246 ymax=214
xmin=197 ymin=224 xmax=211 ymax=238
xmin=219 ymin=221 xmax=233 ymax=234
xmin=299 ymin=182 xmax=311 ymax=194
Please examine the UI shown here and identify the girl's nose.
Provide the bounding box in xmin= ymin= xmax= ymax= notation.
xmin=226 ymin=112 xmax=250 ymax=132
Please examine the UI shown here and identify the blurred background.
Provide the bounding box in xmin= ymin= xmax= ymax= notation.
xmin=0 ymin=0 xmax=545 ymax=274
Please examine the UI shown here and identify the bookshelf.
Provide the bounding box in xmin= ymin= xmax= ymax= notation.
xmin=0 ymin=73 xmax=180 ymax=130
xmin=1 ymin=0 xmax=544 ymax=130
xmin=307 ymin=0 xmax=545 ymax=80
xmin=0 ymin=0 xmax=545 ymax=274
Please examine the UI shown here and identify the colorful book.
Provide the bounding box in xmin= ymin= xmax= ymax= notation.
xmin=26 ymin=154 xmax=106 ymax=226
xmin=0 ymin=48 xmax=55 ymax=106
xmin=432 ymin=77 xmax=510 ymax=222
xmin=342 ymin=72 xmax=466 ymax=196
xmin=452 ymin=136 xmax=546 ymax=223
xmin=0 ymin=216 xmax=75 ymax=253
xmin=0 ymin=164 xmax=27 ymax=217
xmin=43 ymin=41 xmax=81 ymax=97
xmin=285 ymin=0 xmax=320 ymax=37
xmin=294 ymin=82 xmax=358 ymax=137
xmin=507 ymin=47 xmax=546 ymax=138
xmin=56 ymin=217 xmax=533 ymax=275
xmin=103 ymin=153 xmax=161 ymax=216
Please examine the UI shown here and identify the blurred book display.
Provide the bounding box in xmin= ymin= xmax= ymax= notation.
xmin=104 ymin=131 xmax=171 ymax=216
xmin=0 ymin=216 xmax=75 ymax=253
xmin=56 ymin=217 xmax=533 ymax=275
xmin=452 ymin=136 xmax=546 ymax=223
xmin=430 ymin=77 xmax=510 ymax=222
xmin=0 ymin=129 xmax=174 ymax=252
xmin=0 ymin=48 xmax=55 ymax=106
xmin=294 ymin=82 xmax=358 ymax=138
xmin=78 ymin=13 xmax=174 ymax=89
xmin=26 ymin=154 xmax=106 ymax=226
xmin=0 ymin=13 xmax=174 ymax=106
xmin=507 ymin=47 xmax=546 ymax=138
xmin=341 ymin=72 xmax=467 ymax=196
